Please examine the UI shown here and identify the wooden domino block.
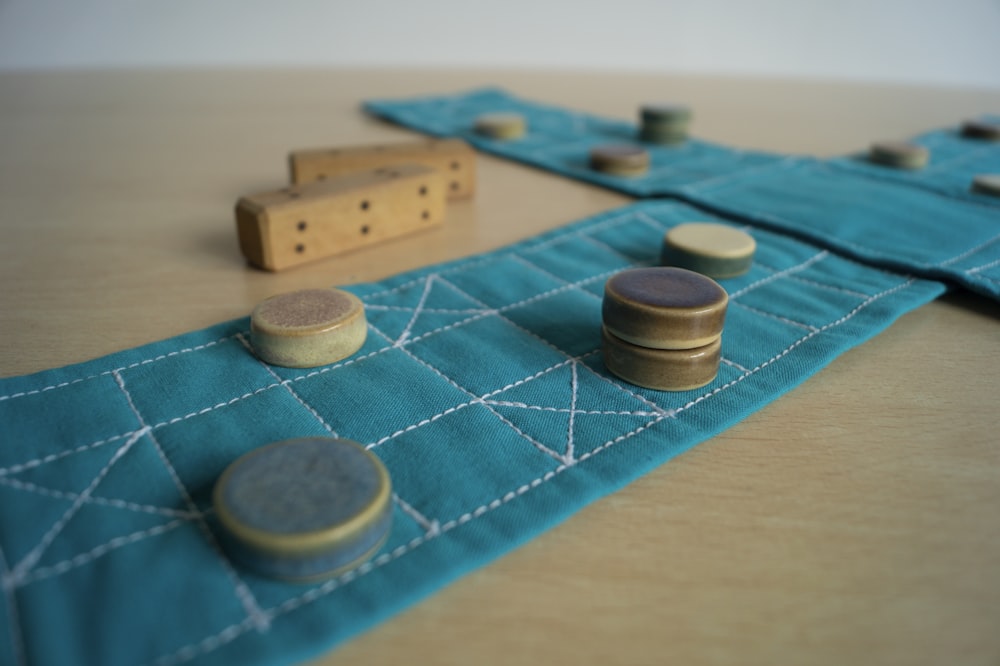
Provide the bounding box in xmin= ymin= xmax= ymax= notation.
xmin=236 ymin=164 xmax=446 ymax=272
xmin=288 ymin=139 xmax=476 ymax=200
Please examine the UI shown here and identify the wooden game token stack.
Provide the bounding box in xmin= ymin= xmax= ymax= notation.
xmin=601 ymin=267 xmax=728 ymax=391
xmin=639 ymin=103 xmax=692 ymax=144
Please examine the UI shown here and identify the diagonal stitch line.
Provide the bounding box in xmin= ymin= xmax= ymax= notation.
xmin=436 ymin=275 xmax=674 ymax=419
xmin=0 ymin=476 xmax=200 ymax=520
xmin=368 ymin=323 xmax=567 ymax=464
xmin=395 ymin=275 xmax=435 ymax=346
xmin=364 ymin=305 xmax=487 ymax=314
xmin=366 ymin=399 xmax=480 ymax=450
xmin=0 ymin=333 xmax=241 ymax=402
xmin=728 ymin=251 xmax=829 ymax=299
xmin=480 ymin=358 xmax=577 ymax=399
xmin=0 ymin=429 xmax=138 ymax=478
xmin=0 ymin=545 xmax=27 ymax=666
xmin=235 ymin=333 xmax=338 ymax=437
xmin=17 ymin=518 xmax=190 ymax=587
xmin=481 ymin=401 xmax=662 ymax=417
xmin=731 ymin=302 xmax=819 ymax=332
xmin=112 ymin=371 xmax=271 ymax=634
xmin=721 ymin=358 xmax=751 ymax=374
xmin=9 ymin=424 xmax=151 ymax=582
xmin=392 ymin=494 xmax=440 ymax=536
xmin=966 ymin=256 xmax=1000 ymax=275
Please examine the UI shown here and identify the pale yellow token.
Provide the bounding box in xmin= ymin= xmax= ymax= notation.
xmin=589 ymin=144 xmax=650 ymax=177
xmin=661 ymin=222 xmax=756 ymax=279
xmin=869 ymin=141 xmax=929 ymax=170
xmin=250 ymin=287 xmax=366 ymax=368
xmin=474 ymin=113 xmax=526 ymax=140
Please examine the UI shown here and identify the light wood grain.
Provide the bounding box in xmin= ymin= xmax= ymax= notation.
xmin=1 ymin=70 xmax=998 ymax=666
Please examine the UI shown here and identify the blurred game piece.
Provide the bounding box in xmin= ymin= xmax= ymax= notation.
xmin=589 ymin=144 xmax=650 ymax=177
xmin=971 ymin=174 xmax=1000 ymax=197
xmin=639 ymin=103 xmax=691 ymax=144
xmin=474 ymin=113 xmax=526 ymax=140
xmin=960 ymin=119 xmax=1000 ymax=141
xmin=661 ymin=222 xmax=756 ymax=278
xmin=250 ymin=287 xmax=366 ymax=368
xmin=289 ymin=138 xmax=476 ymax=200
xmin=214 ymin=437 xmax=392 ymax=582
xmin=235 ymin=163 xmax=446 ymax=271
xmin=868 ymin=141 xmax=929 ymax=170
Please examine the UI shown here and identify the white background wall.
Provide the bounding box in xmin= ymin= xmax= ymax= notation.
xmin=1 ymin=0 xmax=999 ymax=88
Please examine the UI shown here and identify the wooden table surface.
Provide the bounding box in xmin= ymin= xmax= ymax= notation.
xmin=1 ymin=70 xmax=998 ymax=666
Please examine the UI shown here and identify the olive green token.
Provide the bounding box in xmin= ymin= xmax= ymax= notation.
xmin=868 ymin=141 xmax=929 ymax=170
xmin=589 ymin=144 xmax=650 ymax=177
xmin=474 ymin=113 xmax=526 ymax=140
xmin=661 ymin=222 xmax=756 ymax=279
xmin=214 ymin=437 xmax=393 ymax=582
xmin=971 ymin=174 xmax=1000 ymax=197
xmin=250 ymin=287 xmax=366 ymax=368
xmin=639 ymin=103 xmax=691 ymax=144
xmin=960 ymin=120 xmax=1000 ymax=141
xmin=602 ymin=267 xmax=728 ymax=350
xmin=602 ymin=326 xmax=720 ymax=392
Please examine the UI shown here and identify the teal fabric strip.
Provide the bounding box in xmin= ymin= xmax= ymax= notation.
xmin=364 ymin=89 xmax=1000 ymax=300
xmin=0 ymin=200 xmax=944 ymax=666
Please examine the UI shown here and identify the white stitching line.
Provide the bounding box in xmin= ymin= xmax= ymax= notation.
xmin=8 ymin=425 xmax=150 ymax=583
xmin=0 ymin=546 xmax=27 ymax=666
xmin=235 ymin=334 xmax=338 ymax=437
xmin=112 ymin=371 xmax=271 ymax=634
xmin=392 ymin=494 xmax=440 ymax=537
xmin=730 ymin=302 xmax=818 ymax=332
xmin=720 ymin=358 xmax=751 ymax=374
xmin=728 ymin=251 xmax=829 ymax=299
xmin=368 ymin=323 xmax=568 ymax=465
xmin=0 ymin=429 xmax=137 ymax=478
xmin=0 ymin=476 xmax=200 ymax=520
xmin=966 ymin=256 xmax=1000 ymax=275
xmin=395 ymin=275 xmax=436 ymax=346
xmin=0 ymin=333 xmax=241 ymax=402
xmin=436 ymin=275 xmax=674 ymax=419
xmin=785 ymin=274 xmax=871 ymax=299
xmin=17 ymin=518 xmax=191 ymax=587
xmin=564 ymin=363 xmax=579 ymax=463
xmin=481 ymin=400 xmax=662 ymax=418
xmin=366 ymin=400 xmax=479 ymax=450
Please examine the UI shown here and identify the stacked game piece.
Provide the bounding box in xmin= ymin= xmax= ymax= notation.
xmin=601 ymin=267 xmax=728 ymax=391
xmin=868 ymin=140 xmax=930 ymax=170
xmin=474 ymin=112 xmax=527 ymax=140
xmin=236 ymin=139 xmax=477 ymax=271
xmin=639 ymin=103 xmax=692 ymax=144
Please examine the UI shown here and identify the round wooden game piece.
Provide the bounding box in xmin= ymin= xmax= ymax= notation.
xmin=602 ymin=267 xmax=728 ymax=350
xmin=250 ymin=287 xmax=366 ymax=368
xmin=661 ymin=222 xmax=756 ymax=279
xmin=868 ymin=141 xmax=929 ymax=170
xmin=589 ymin=144 xmax=650 ymax=177
xmin=214 ymin=437 xmax=393 ymax=582
xmin=474 ymin=113 xmax=526 ymax=140
xmin=971 ymin=174 xmax=1000 ymax=197
xmin=639 ymin=103 xmax=692 ymax=126
xmin=960 ymin=119 xmax=1000 ymax=141
xmin=601 ymin=326 xmax=721 ymax=391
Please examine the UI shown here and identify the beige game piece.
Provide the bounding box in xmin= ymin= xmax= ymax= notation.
xmin=474 ymin=113 xmax=526 ymax=140
xmin=235 ymin=163 xmax=446 ymax=271
xmin=602 ymin=267 xmax=728 ymax=350
xmin=250 ymin=287 xmax=366 ymax=368
xmin=288 ymin=138 xmax=476 ymax=200
xmin=868 ymin=141 xmax=929 ymax=170
xmin=601 ymin=326 xmax=721 ymax=391
xmin=589 ymin=144 xmax=650 ymax=177
xmin=971 ymin=174 xmax=1000 ymax=197
xmin=661 ymin=222 xmax=756 ymax=279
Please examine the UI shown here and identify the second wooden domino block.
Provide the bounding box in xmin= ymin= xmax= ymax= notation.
xmin=236 ymin=164 xmax=446 ymax=271
xmin=288 ymin=139 xmax=476 ymax=200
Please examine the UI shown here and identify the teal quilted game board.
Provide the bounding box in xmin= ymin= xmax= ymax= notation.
xmin=0 ymin=199 xmax=945 ymax=666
